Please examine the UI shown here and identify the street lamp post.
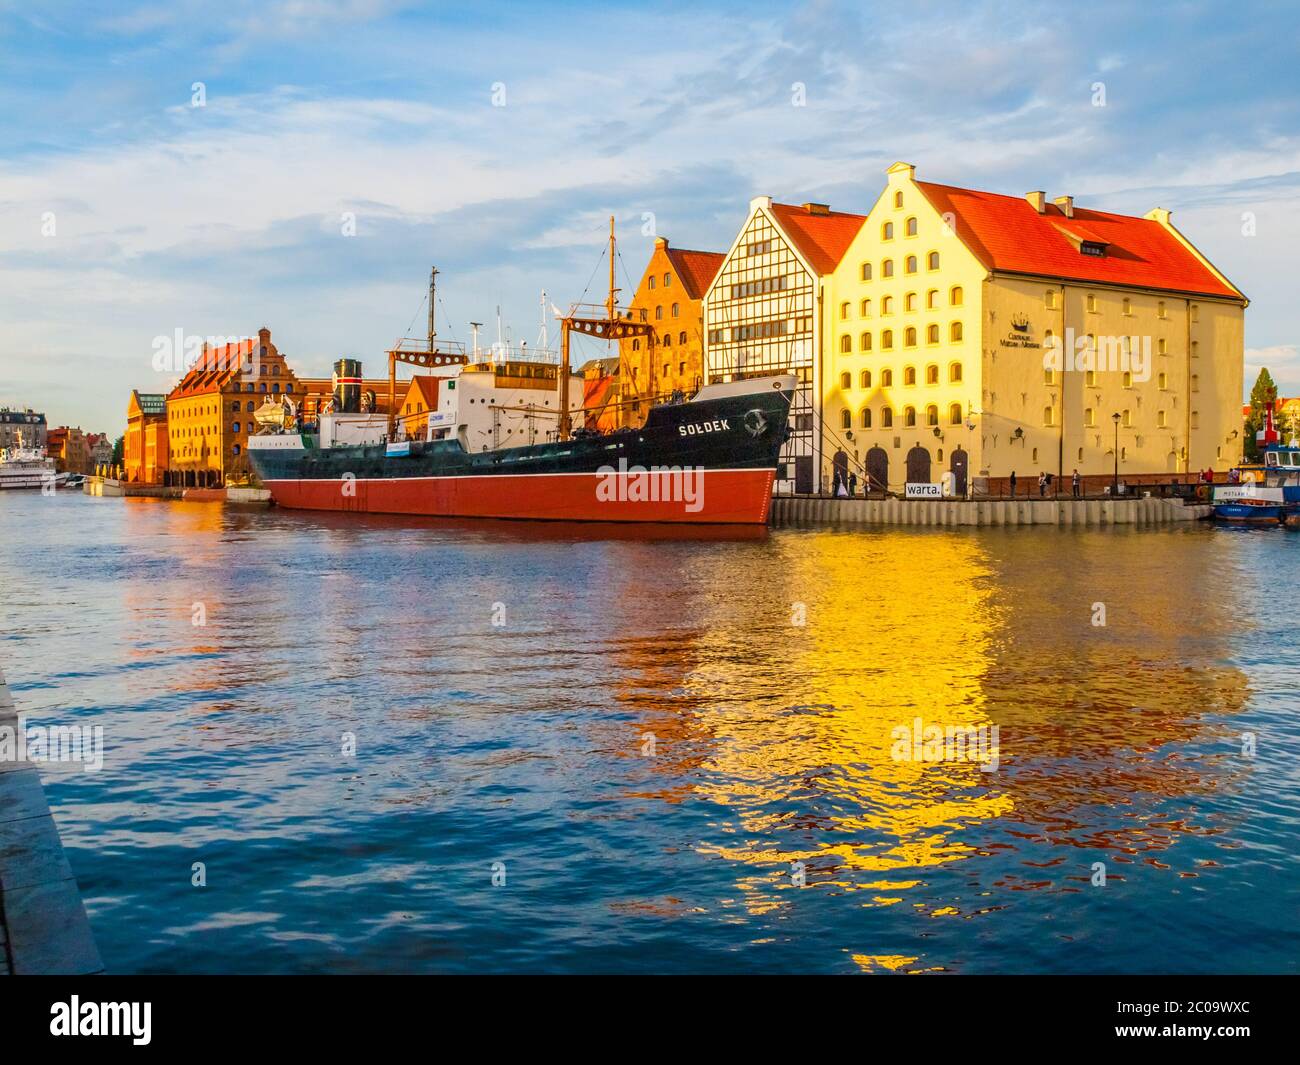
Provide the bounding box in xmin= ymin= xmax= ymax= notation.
xmin=1111 ymin=412 xmax=1121 ymax=497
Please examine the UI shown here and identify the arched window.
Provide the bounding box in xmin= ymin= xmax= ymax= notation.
xmin=882 ymin=296 xmax=894 ymax=315
xmin=926 ymin=364 xmax=939 ymax=384
xmin=1044 ymin=406 xmax=1055 ymax=426
xmin=679 ymin=331 xmax=687 ymax=345
xmin=841 ymin=409 xmax=852 ymax=429
xmin=950 ymin=286 xmax=963 ymax=306
xmin=882 ymin=259 xmax=894 ymax=278
xmin=1044 ymin=366 xmax=1055 ymax=385
xmin=663 ymin=333 xmax=673 ymax=348
xmin=906 ymin=216 xmax=918 ymax=236
xmin=904 ymin=406 xmax=917 ymax=427
xmin=894 ymin=190 xmax=903 ymax=208
xmin=927 ymin=289 xmax=938 ymax=309
xmin=882 ymin=221 xmax=894 ymax=240
xmin=905 ymin=292 xmax=917 ymax=311
xmin=671 ymin=302 xmax=679 ymax=317
xmin=649 ymin=276 xmax=656 ymax=290
xmin=860 ymin=298 xmax=871 ymax=316
xmin=840 ymin=335 xmax=852 ymax=353
xmin=259 ymin=383 xmax=267 ymax=392
xmin=882 ymin=369 xmax=893 ymax=387
xmin=272 ymin=383 xmax=280 ymax=393
xmin=949 ymin=402 xmax=963 ymax=425
xmin=860 ymin=262 xmax=872 ymax=281
xmin=927 ymin=324 xmax=939 ymax=344
xmin=905 ymin=255 xmax=917 ymax=274
xmin=246 ymin=401 xmax=255 ymax=412
xmin=232 ymin=444 xmax=241 ymax=456
xmin=840 ymin=301 xmax=851 ymax=319
xmin=231 ymin=401 xmax=241 ymax=412
xmin=926 ymin=404 xmax=939 ymax=426
xmin=882 ymin=407 xmax=894 ymax=427
xmin=1122 ymin=409 xmax=1132 ymax=427
xmin=860 ymin=370 xmax=871 ymax=388
xmin=904 ymin=366 xmax=917 ymax=385
xmin=949 ymin=362 xmax=962 ymax=383
xmin=664 ymin=272 xmax=671 ymax=287
xmin=860 ymin=332 xmax=872 ymax=352
xmin=1122 ymin=297 xmax=1131 ymax=315
xmin=861 ymin=408 xmax=872 ymax=428
xmin=655 ymin=306 xmax=663 ymax=320
xmin=632 ymin=339 xmax=640 ymax=351
xmin=286 ymin=384 xmax=294 ymax=393
xmin=840 ymin=372 xmax=852 ymax=390
xmin=882 ymin=329 xmax=894 ymax=350
xmin=950 ymin=321 xmax=963 ymax=342
xmin=928 ymin=251 xmax=940 ymax=270
xmin=232 ymin=422 xmax=240 ymax=434
xmin=905 ymin=327 xmax=917 ymax=347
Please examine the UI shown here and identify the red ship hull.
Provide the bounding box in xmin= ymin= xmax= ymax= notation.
xmin=261 ymin=468 xmax=777 ymax=524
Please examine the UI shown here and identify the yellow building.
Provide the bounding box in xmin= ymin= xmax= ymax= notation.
xmin=825 ymin=163 xmax=1247 ymax=494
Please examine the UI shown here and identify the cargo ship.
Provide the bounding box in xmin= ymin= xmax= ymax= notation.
xmin=247 ymin=221 xmax=795 ymax=524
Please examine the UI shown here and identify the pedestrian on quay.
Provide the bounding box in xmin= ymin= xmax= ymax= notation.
xmin=1009 ymin=470 xmax=1017 ymax=498
xmin=1072 ymin=469 xmax=1081 ymax=498
xmin=1038 ymin=472 xmax=1047 ymax=497
xmin=848 ymin=471 xmax=858 ymax=497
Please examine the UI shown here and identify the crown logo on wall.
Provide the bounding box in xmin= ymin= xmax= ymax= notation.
xmin=1011 ymin=313 xmax=1030 ymax=333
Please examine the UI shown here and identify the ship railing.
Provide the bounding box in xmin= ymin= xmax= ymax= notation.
xmin=389 ymin=337 xmax=467 ymax=357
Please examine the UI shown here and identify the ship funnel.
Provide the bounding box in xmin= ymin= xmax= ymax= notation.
xmin=333 ymin=358 xmax=363 ymax=414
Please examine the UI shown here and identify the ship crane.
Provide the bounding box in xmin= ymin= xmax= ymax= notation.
xmin=556 ymin=216 xmax=657 ymax=441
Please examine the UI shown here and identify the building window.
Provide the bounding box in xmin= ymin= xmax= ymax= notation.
xmin=904 ymin=366 xmax=917 ymax=385
xmin=882 ymin=221 xmax=894 ymax=240
xmin=882 ymin=330 xmax=894 ymax=350
xmin=1085 ymin=407 xmax=1095 ymax=427
xmin=860 ymin=298 xmax=871 ymax=316
xmin=840 ymin=372 xmax=852 ymax=390
xmin=950 ymin=286 xmax=963 ymax=306
xmin=861 ymin=332 xmax=872 ymax=352
xmin=1158 ymin=301 xmax=1167 ymax=318
xmin=231 ymin=401 xmax=241 ymax=411
xmin=894 ymin=190 xmax=903 ymax=208
xmin=1045 ymin=367 xmax=1055 ymax=385
xmin=632 ymin=339 xmax=640 ymax=351
xmin=664 ymin=273 xmax=671 ymax=287
xmin=1191 ymin=304 xmax=1199 ymax=323
xmin=926 ymin=404 xmax=939 ymax=426
xmin=1158 ymin=372 xmax=1168 ymax=389
xmin=905 ymin=327 xmax=917 ymax=347
xmin=902 ymin=292 xmax=914 ymax=312
xmin=840 ymin=335 xmax=852 ymax=353
xmin=286 ymin=384 xmax=293 ymax=393
xmin=679 ymin=331 xmax=687 ymax=345
xmin=927 ymin=252 xmax=939 ymax=270
xmin=860 ymin=370 xmax=871 ymax=388
xmin=861 ymin=408 xmax=872 ymax=428
xmin=1158 ymin=338 xmax=1168 ymax=355
xmin=1086 ymin=370 xmax=1097 ymax=387
xmin=860 ymin=262 xmax=872 ymax=281
xmin=927 ymin=324 xmax=939 ymax=344
xmin=655 ymin=306 xmax=663 ymax=320
xmin=926 ymin=364 xmax=939 ymax=384
xmin=905 ymin=255 xmax=917 ymax=274
xmin=841 ymin=409 xmax=852 ymax=429
xmin=1044 ymin=406 xmax=1055 ymax=426
xmin=1191 ymin=373 xmax=1199 ymax=392
xmin=949 ymin=362 xmax=962 ymax=382
xmin=904 ymin=406 xmax=917 ymax=427
xmin=671 ymin=303 xmax=679 ymax=317
xmin=663 ymin=333 xmax=673 ymax=348
xmin=1122 ymin=371 xmax=1132 ymax=388
xmin=1157 ymin=410 xmax=1168 ymax=428
xmin=882 ymin=407 xmax=894 ymax=427
xmin=1122 ymin=297 xmax=1131 ymax=315
xmin=906 ymin=217 xmax=918 ymax=236
xmin=882 ymin=369 xmax=893 ymax=386
xmin=926 ymin=289 xmax=938 ymax=309
xmin=949 ymin=402 xmax=962 ymax=426
xmin=649 ymin=276 xmax=656 ymax=289
xmin=1087 ymin=293 xmax=1097 ymax=312
xmin=882 ymin=296 xmax=894 ymax=315
xmin=882 ymin=259 xmax=894 ymax=277
xmin=950 ymin=321 xmax=963 ymax=342
xmin=1122 ymin=409 xmax=1132 ymax=427
xmin=840 ymin=301 xmax=851 ymax=319
xmin=232 ymin=422 xmax=240 ymax=433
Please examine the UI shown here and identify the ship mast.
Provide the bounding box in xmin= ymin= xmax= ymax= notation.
xmin=557 ymin=216 xmax=653 ymax=441
xmin=386 ymin=265 xmax=468 ymax=440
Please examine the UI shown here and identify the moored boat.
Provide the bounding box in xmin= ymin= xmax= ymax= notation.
xmin=1213 ymin=395 xmax=1300 ymax=524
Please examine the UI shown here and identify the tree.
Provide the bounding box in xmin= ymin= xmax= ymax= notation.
xmin=1243 ymin=368 xmax=1277 ymax=463
xmin=111 ymin=435 xmax=125 ymax=466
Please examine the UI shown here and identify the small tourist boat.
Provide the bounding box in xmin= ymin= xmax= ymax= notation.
xmin=1213 ymin=397 xmax=1300 ymax=524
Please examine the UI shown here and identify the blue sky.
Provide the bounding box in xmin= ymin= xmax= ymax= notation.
xmin=2 ymin=0 xmax=1299 ymax=433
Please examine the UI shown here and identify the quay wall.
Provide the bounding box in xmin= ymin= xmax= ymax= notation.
xmin=0 ymin=667 xmax=103 ymax=975
xmin=770 ymin=495 xmax=1212 ymax=528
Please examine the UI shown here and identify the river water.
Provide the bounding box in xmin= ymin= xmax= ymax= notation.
xmin=1 ymin=491 xmax=1296 ymax=973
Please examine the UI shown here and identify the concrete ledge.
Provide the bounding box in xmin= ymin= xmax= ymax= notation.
xmin=770 ymin=496 xmax=1212 ymax=528
xmin=0 ymin=667 xmax=104 ymax=975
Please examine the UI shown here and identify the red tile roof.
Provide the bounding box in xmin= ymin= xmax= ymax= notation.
xmin=168 ymin=338 xmax=256 ymax=399
xmin=916 ymin=181 xmax=1242 ymax=300
xmin=665 ymin=247 xmax=725 ymax=300
xmin=769 ymin=203 xmax=867 ymax=274
xmin=401 ymin=375 xmax=441 ymax=410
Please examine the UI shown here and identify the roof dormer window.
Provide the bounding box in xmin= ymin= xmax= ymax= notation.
xmin=1080 ymin=241 xmax=1106 ymax=257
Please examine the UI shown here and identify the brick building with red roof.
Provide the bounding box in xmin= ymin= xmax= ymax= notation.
xmin=617 ymin=236 xmax=726 ymax=428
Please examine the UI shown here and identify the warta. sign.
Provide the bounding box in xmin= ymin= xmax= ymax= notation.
xmin=905 ymin=482 xmax=944 ymax=498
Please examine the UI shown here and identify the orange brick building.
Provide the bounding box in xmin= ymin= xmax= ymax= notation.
xmin=124 ymin=391 xmax=170 ymax=484
xmin=618 ymin=238 xmax=724 ymax=427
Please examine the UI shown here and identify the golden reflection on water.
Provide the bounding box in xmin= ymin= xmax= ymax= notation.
xmin=604 ymin=527 xmax=1250 ymax=930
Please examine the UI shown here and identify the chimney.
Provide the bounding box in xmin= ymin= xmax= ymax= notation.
xmin=1053 ymin=195 xmax=1074 ymax=218
xmin=749 ymin=195 xmax=772 ymax=212
xmin=654 ymin=236 xmax=668 ymax=250
xmin=1025 ymin=191 xmax=1046 ymax=213
xmin=802 ymin=202 xmax=830 ymax=216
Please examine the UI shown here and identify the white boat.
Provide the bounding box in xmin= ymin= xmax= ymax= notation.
xmin=0 ymin=446 xmax=64 ymax=490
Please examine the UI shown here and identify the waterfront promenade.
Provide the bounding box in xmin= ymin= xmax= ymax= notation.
xmin=0 ymin=667 xmax=103 ymax=975
xmin=770 ymin=494 xmax=1210 ymax=528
